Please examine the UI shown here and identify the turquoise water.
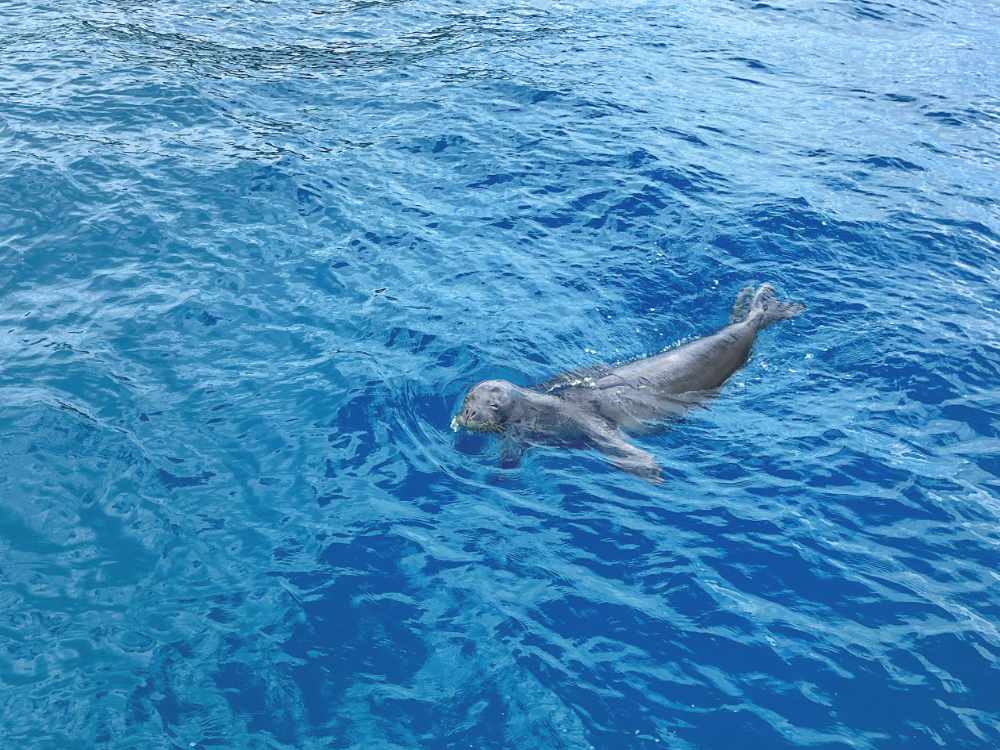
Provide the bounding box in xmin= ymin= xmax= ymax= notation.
xmin=2 ymin=1 xmax=999 ymax=748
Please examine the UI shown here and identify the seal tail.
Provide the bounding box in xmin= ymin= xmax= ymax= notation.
xmin=744 ymin=283 xmax=804 ymax=330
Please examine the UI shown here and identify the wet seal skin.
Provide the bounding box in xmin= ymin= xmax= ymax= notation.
xmin=453 ymin=284 xmax=804 ymax=483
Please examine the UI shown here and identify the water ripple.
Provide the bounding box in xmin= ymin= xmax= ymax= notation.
xmin=1 ymin=0 xmax=999 ymax=748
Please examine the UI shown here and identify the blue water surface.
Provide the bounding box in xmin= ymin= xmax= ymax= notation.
xmin=2 ymin=1 xmax=999 ymax=748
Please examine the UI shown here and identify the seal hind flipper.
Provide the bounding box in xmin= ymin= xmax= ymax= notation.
xmin=748 ymin=283 xmax=805 ymax=330
xmin=730 ymin=285 xmax=755 ymax=324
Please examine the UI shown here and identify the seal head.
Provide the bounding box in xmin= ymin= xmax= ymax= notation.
xmin=452 ymin=379 xmax=518 ymax=433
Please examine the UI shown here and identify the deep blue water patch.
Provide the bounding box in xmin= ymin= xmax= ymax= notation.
xmin=1 ymin=1 xmax=999 ymax=748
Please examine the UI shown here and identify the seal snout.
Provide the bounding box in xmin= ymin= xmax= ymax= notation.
xmin=450 ymin=405 xmax=478 ymax=432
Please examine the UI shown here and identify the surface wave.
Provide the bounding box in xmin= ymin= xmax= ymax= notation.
xmin=1 ymin=1 xmax=999 ymax=749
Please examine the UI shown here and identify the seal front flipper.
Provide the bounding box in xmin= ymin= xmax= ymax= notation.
xmin=499 ymin=438 xmax=525 ymax=468
xmin=589 ymin=427 xmax=662 ymax=484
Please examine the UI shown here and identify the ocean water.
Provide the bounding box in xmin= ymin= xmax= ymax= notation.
xmin=2 ymin=0 xmax=999 ymax=748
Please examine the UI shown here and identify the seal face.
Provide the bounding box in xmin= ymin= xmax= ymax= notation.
xmin=451 ymin=379 xmax=516 ymax=433
xmin=453 ymin=284 xmax=803 ymax=482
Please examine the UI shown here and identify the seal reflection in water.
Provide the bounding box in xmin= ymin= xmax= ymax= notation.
xmin=452 ymin=284 xmax=803 ymax=483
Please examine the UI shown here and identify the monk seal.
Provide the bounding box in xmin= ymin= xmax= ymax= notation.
xmin=452 ymin=283 xmax=803 ymax=482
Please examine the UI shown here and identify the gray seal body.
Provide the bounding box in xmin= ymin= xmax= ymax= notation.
xmin=452 ymin=284 xmax=803 ymax=481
